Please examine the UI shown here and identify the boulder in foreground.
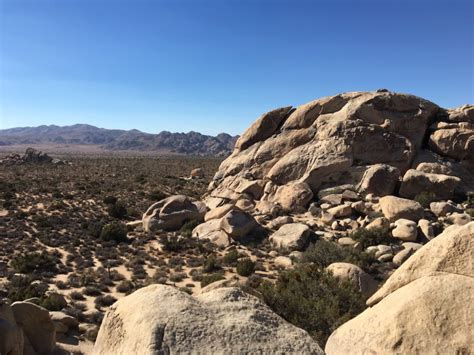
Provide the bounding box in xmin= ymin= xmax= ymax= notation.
xmin=93 ymin=284 xmax=323 ymax=354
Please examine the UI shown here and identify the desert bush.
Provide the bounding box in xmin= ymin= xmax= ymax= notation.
xmin=350 ymin=228 xmax=393 ymax=250
xmin=159 ymin=234 xmax=193 ymax=252
xmin=11 ymin=252 xmax=57 ymax=274
xmin=222 ymin=249 xmax=239 ymax=266
xmin=259 ymin=264 xmax=366 ymax=346
xmin=236 ymin=258 xmax=255 ymax=277
xmin=116 ymin=280 xmax=134 ymax=294
xmin=70 ymin=290 xmax=85 ymax=301
xmin=107 ymin=200 xmax=127 ymax=219
xmin=94 ymin=295 xmax=117 ymax=309
xmin=179 ymin=220 xmax=200 ymax=238
xmin=87 ymin=311 xmax=104 ymax=325
xmin=169 ymin=272 xmax=187 ymax=282
xmin=148 ymin=190 xmax=167 ymax=201
xmin=83 ymin=286 xmax=102 ymax=296
xmin=100 ymin=222 xmax=128 ymax=243
xmin=103 ymin=196 xmax=118 ymax=205
xmin=414 ymin=191 xmax=437 ymax=208
xmin=200 ymin=273 xmax=225 ymax=287
xmin=202 ymin=255 xmax=220 ymax=273
xmin=6 ymin=275 xmax=47 ymax=302
xmin=303 ymin=239 xmax=376 ymax=271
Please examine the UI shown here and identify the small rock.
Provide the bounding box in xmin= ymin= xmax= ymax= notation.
xmin=274 ymin=256 xmax=293 ymax=268
xmin=392 ymin=219 xmax=418 ymax=242
xmin=338 ymin=237 xmax=356 ymax=246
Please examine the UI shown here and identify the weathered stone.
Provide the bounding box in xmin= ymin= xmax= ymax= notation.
xmin=0 ymin=302 xmax=23 ymax=355
xmin=326 ymin=262 xmax=378 ymax=296
xmin=430 ymin=201 xmax=461 ymax=216
xmin=204 ymin=204 xmax=234 ymax=221
xmin=11 ymin=302 xmax=55 ymax=354
xmin=269 ymin=223 xmax=311 ymax=251
xmin=379 ymin=195 xmax=424 ymax=222
xmin=429 ymin=126 xmax=474 ymax=161
xmin=325 ymin=274 xmax=474 ymax=355
xmin=143 ymin=195 xmax=205 ymax=232
xmin=357 ymin=164 xmax=400 ymax=197
xmin=93 ymin=285 xmax=323 ymax=354
xmin=327 ymin=203 xmax=353 ymax=218
xmin=399 ymin=169 xmax=460 ymax=200
xmin=392 ymin=219 xmax=418 ymax=242
xmin=219 ymin=210 xmax=257 ymax=239
xmin=368 ymin=222 xmax=474 ymax=306
xmin=446 ymin=212 xmax=472 ymax=226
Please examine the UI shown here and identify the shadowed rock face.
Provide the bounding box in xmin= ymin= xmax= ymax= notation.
xmin=206 ymin=91 xmax=473 ymax=210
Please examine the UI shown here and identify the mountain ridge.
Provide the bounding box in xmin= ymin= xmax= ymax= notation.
xmin=0 ymin=124 xmax=238 ymax=156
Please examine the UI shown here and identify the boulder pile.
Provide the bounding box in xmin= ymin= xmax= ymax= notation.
xmin=131 ymin=90 xmax=473 ymax=353
xmin=0 ymin=147 xmax=69 ymax=166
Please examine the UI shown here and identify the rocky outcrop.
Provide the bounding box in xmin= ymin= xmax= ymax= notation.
xmin=142 ymin=195 xmax=206 ymax=232
xmin=367 ymin=221 xmax=474 ymax=306
xmin=93 ymin=284 xmax=323 ymax=354
xmin=325 ymin=222 xmax=474 ymax=354
xmin=0 ymin=147 xmax=69 ymax=166
xmin=325 ymin=274 xmax=473 ymax=355
xmin=207 ymin=91 xmax=473 ymax=215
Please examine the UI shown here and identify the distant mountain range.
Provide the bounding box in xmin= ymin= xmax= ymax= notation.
xmin=0 ymin=124 xmax=239 ymax=156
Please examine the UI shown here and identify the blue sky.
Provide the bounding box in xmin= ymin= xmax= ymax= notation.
xmin=0 ymin=0 xmax=472 ymax=135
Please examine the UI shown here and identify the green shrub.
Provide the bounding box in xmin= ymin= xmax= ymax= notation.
xmin=236 ymin=258 xmax=255 ymax=276
xmin=200 ymin=273 xmax=225 ymax=287
xmin=107 ymin=200 xmax=127 ymax=219
xmin=148 ymin=190 xmax=167 ymax=201
xmin=11 ymin=252 xmax=57 ymax=274
xmin=259 ymin=264 xmax=366 ymax=346
xmin=100 ymin=222 xmax=128 ymax=243
xmin=303 ymin=239 xmax=376 ymax=270
xmin=179 ymin=220 xmax=200 ymax=238
xmin=222 ymin=250 xmax=239 ymax=266
xmin=116 ymin=280 xmax=134 ymax=294
xmin=350 ymin=228 xmax=392 ymax=250
xmin=414 ymin=191 xmax=437 ymax=208
xmin=94 ymin=295 xmax=117 ymax=309
xmin=159 ymin=234 xmax=193 ymax=252
xmin=103 ymin=196 xmax=117 ymax=205
xmin=202 ymin=255 xmax=220 ymax=273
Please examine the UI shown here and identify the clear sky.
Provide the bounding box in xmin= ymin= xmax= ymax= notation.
xmin=0 ymin=0 xmax=472 ymax=135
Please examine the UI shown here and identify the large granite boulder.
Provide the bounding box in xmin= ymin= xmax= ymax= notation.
xmin=326 ymin=262 xmax=378 ymax=297
xmin=367 ymin=221 xmax=474 ymax=306
xmin=207 ymin=91 xmax=442 ymax=212
xmin=11 ymin=301 xmax=56 ymax=354
xmin=325 ymin=274 xmax=473 ymax=355
xmin=325 ymin=222 xmax=474 ymax=354
xmin=93 ymin=285 xmax=323 ymax=354
xmin=399 ymin=169 xmax=460 ymax=199
xmin=269 ymin=223 xmax=311 ymax=251
xmin=379 ymin=195 xmax=424 ymax=222
xmin=142 ymin=195 xmax=206 ymax=232
xmin=0 ymin=302 xmax=23 ymax=355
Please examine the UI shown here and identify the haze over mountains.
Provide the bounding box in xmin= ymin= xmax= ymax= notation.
xmin=0 ymin=124 xmax=238 ymax=156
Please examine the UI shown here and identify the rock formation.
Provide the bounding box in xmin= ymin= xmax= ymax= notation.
xmin=93 ymin=284 xmax=323 ymax=354
xmin=325 ymin=222 xmax=474 ymax=354
xmin=206 ymin=91 xmax=473 ymax=211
